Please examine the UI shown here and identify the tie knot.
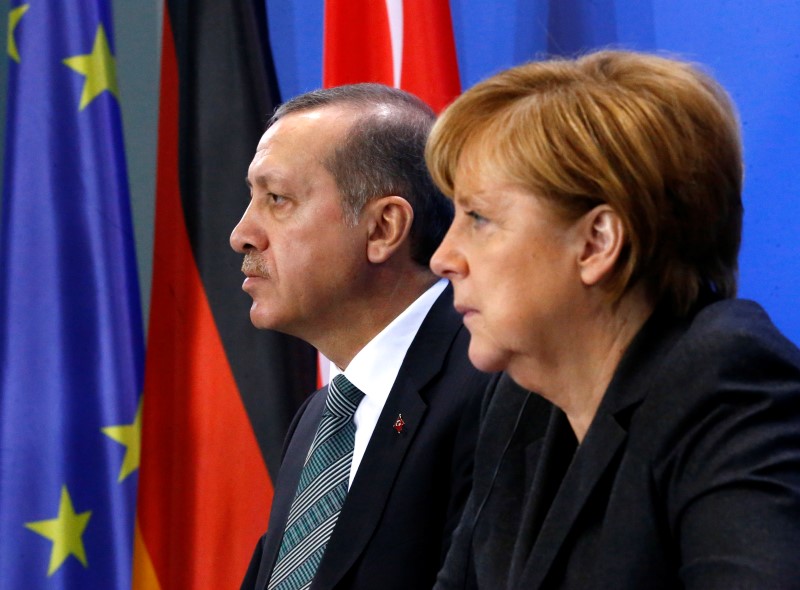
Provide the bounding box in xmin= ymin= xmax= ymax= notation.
xmin=326 ymin=374 xmax=364 ymax=418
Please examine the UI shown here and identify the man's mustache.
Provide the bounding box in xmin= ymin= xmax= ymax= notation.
xmin=241 ymin=254 xmax=270 ymax=278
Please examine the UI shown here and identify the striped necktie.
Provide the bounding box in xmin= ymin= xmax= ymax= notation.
xmin=268 ymin=374 xmax=364 ymax=590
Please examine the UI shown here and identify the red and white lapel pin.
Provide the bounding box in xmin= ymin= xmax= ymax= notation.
xmin=393 ymin=414 xmax=405 ymax=434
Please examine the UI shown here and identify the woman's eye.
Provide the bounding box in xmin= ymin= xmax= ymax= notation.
xmin=466 ymin=210 xmax=487 ymax=225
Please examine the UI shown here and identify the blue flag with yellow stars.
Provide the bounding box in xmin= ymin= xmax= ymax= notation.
xmin=0 ymin=1 xmax=144 ymax=588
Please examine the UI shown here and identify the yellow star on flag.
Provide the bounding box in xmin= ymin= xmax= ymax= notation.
xmin=25 ymin=486 xmax=92 ymax=576
xmin=7 ymin=4 xmax=29 ymax=63
xmin=63 ymin=24 xmax=119 ymax=110
xmin=102 ymin=397 xmax=143 ymax=482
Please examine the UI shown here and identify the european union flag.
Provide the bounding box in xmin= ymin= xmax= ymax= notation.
xmin=0 ymin=2 xmax=144 ymax=588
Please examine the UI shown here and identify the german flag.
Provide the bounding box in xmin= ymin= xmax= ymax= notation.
xmin=133 ymin=2 xmax=317 ymax=588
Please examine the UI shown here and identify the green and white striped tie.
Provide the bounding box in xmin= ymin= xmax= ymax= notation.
xmin=268 ymin=374 xmax=364 ymax=590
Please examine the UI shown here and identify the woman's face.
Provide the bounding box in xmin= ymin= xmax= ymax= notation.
xmin=430 ymin=156 xmax=587 ymax=386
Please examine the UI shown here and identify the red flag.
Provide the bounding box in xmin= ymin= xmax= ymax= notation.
xmin=133 ymin=2 xmax=316 ymax=589
xmin=323 ymin=0 xmax=461 ymax=112
xmin=319 ymin=0 xmax=461 ymax=383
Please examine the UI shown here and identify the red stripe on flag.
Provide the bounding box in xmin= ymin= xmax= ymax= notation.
xmin=324 ymin=0 xmax=460 ymax=107
xmin=133 ymin=9 xmax=272 ymax=589
xmin=323 ymin=0 xmax=394 ymax=87
xmin=400 ymin=0 xmax=461 ymax=112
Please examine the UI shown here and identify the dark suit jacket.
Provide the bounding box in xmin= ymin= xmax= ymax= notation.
xmin=241 ymin=285 xmax=491 ymax=590
xmin=436 ymin=298 xmax=800 ymax=589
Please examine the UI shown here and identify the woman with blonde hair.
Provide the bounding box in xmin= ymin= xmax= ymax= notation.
xmin=429 ymin=50 xmax=800 ymax=589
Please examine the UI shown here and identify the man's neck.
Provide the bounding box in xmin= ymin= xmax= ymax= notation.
xmin=319 ymin=268 xmax=439 ymax=369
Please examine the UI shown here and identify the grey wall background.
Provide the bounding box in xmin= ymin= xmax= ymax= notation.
xmin=113 ymin=1 xmax=161 ymax=331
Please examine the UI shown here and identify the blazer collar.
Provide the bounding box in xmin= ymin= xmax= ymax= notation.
xmin=511 ymin=305 xmax=687 ymax=588
xmin=598 ymin=304 xmax=688 ymax=418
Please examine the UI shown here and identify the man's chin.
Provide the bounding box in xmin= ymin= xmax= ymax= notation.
xmin=248 ymin=307 xmax=280 ymax=331
xmin=248 ymin=307 xmax=301 ymax=339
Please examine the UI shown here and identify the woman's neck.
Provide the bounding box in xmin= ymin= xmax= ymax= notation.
xmin=514 ymin=287 xmax=653 ymax=443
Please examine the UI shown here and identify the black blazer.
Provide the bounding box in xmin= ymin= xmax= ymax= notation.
xmin=437 ymin=298 xmax=800 ymax=589
xmin=242 ymin=285 xmax=491 ymax=590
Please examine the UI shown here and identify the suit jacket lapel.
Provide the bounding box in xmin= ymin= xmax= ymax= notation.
xmin=313 ymin=286 xmax=462 ymax=588
xmin=470 ymin=378 xmax=550 ymax=534
xmin=513 ymin=411 xmax=627 ymax=589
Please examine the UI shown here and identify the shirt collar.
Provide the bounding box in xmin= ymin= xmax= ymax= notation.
xmin=329 ymin=278 xmax=448 ymax=402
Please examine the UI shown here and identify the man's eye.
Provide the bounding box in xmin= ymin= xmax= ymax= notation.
xmin=268 ymin=193 xmax=286 ymax=204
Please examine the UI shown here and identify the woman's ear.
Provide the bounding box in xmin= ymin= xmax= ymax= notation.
xmin=365 ymin=196 xmax=414 ymax=264
xmin=578 ymin=205 xmax=625 ymax=287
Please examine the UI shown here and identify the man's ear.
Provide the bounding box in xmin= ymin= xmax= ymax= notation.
xmin=365 ymin=196 xmax=414 ymax=264
xmin=578 ymin=205 xmax=625 ymax=287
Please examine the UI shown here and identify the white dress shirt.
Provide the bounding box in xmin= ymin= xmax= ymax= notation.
xmin=328 ymin=278 xmax=448 ymax=487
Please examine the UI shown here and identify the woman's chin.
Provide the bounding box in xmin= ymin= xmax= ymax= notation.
xmin=467 ymin=341 xmax=510 ymax=374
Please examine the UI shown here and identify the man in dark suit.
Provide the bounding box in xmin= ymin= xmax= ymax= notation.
xmin=231 ymin=84 xmax=491 ymax=590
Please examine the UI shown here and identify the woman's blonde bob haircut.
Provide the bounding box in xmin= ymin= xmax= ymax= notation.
xmin=426 ymin=50 xmax=743 ymax=316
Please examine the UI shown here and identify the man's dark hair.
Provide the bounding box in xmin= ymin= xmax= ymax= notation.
xmin=270 ymin=84 xmax=453 ymax=267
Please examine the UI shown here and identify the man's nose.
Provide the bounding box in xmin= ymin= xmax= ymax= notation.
xmin=230 ymin=205 xmax=265 ymax=253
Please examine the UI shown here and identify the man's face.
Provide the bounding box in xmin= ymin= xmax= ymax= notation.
xmin=230 ymin=107 xmax=368 ymax=343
